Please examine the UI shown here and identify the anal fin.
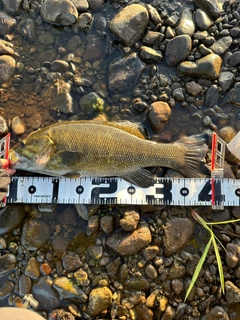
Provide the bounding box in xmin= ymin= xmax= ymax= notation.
xmin=122 ymin=168 xmax=154 ymax=188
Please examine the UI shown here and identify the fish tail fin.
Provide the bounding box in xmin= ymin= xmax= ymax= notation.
xmin=176 ymin=134 xmax=209 ymax=178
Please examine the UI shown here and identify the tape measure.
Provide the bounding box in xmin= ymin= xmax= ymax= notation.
xmin=6 ymin=176 xmax=240 ymax=207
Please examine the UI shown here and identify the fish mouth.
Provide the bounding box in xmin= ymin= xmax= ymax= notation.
xmin=8 ymin=149 xmax=20 ymax=168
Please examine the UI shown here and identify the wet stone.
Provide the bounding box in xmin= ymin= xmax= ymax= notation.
xmin=18 ymin=19 xmax=35 ymax=43
xmin=2 ymin=0 xmax=23 ymax=13
xmin=225 ymin=280 xmax=240 ymax=303
xmin=80 ymin=92 xmax=104 ymax=116
xmin=0 ymin=280 xmax=14 ymax=299
xmin=106 ymin=256 xmax=121 ymax=278
xmin=229 ymin=52 xmax=240 ymax=67
xmin=19 ymin=274 xmax=32 ymax=296
xmin=71 ymin=0 xmax=89 ymax=11
xmin=177 ymin=8 xmax=195 ymax=37
xmin=120 ymin=210 xmax=140 ymax=231
xmin=74 ymin=268 xmax=90 ymax=286
xmin=0 ymin=40 xmax=16 ymax=56
xmin=178 ymin=53 xmax=222 ymax=80
xmin=73 ymin=12 xmax=93 ymax=31
xmin=21 ymin=218 xmax=51 ymax=251
xmin=87 ymin=0 xmax=105 ymax=11
xmin=165 ymin=35 xmax=192 ymax=66
xmin=125 ymin=277 xmax=150 ymax=291
xmin=87 ymin=245 xmax=103 ymax=260
xmin=0 ymin=253 xmax=17 ymax=276
xmin=201 ymin=306 xmax=229 ymax=320
xmin=88 ymin=286 xmax=113 ymax=316
xmin=11 ymin=116 xmax=25 ymax=135
xmin=100 ymin=215 xmax=114 ymax=234
xmin=163 ymin=218 xmax=195 ymax=256
xmin=205 ymin=84 xmax=219 ymax=107
xmin=0 ymin=205 xmax=26 ymax=236
xmin=172 ymin=279 xmax=184 ymax=295
xmin=53 ymin=277 xmax=87 ymax=303
xmin=0 ymin=11 xmax=16 ymax=36
xmin=145 ymin=264 xmax=158 ymax=279
xmin=225 ymin=243 xmax=240 ymax=268
xmin=218 ymin=71 xmax=235 ymax=93
xmin=194 ymin=8 xmax=213 ymax=30
xmin=143 ymin=245 xmax=160 ymax=260
xmin=32 ymin=276 xmax=60 ymax=310
xmin=185 ymin=81 xmax=203 ymax=96
xmin=221 ymin=82 xmax=240 ymax=106
xmin=52 ymin=234 xmax=70 ymax=258
xmin=25 ymin=257 xmax=40 ymax=280
xmin=28 ymin=113 xmax=42 ymax=130
xmin=210 ymin=36 xmax=233 ymax=56
xmin=40 ymin=0 xmax=78 ymax=25
xmin=135 ymin=304 xmax=153 ymax=320
xmin=148 ymin=101 xmax=171 ymax=132
xmin=146 ymin=4 xmax=162 ymax=25
xmin=86 ymin=215 xmax=99 ymax=237
xmin=195 ymin=0 xmax=222 ymax=19
xmin=106 ymin=222 xmax=151 ymax=256
xmin=82 ymin=37 xmax=105 ymax=62
xmin=0 ymin=237 xmax=6 ymax=249
xmin=0 ymin=55 xmax=16 ymax=85
xmin=62 ymin=251 xmax=82 ymax=272
xmin=109 ymin=52 xmax=145 ymax=93
xmin=172 ymin=88 xmax=185 ymax=101
xmin=108 ymin=4 xmax=149 ymax=47
xmin=143 ymin=31 xmax=164 ymax=46
xmin=139 ymin=46 xmax=162 ymax=62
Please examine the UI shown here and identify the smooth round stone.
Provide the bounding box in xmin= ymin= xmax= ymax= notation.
xmin=218 ymin=71 xmax=235 ymax=93
xmin=0 ymin=205 xmax=26 ymax=236
xmin=177 ymin=8 xmax=195 ymax=36
xmin=195 ymin=0 xmax=222 ymax=19
xmin=194 ymin=8 xmax=213 ymax=30
xmin=0 ymin=11 xmax=16 ymax=36
xmin=139 ymin=46 xmax=162 ymax=62
xmin=165 ymin=35 xmax=192 ymax=66
xmin=210 ymin=36 xmax=233 ymax=56
xmin=88 ymin=286 xmax=113 ymax=316
xmin=0 ymin=55 xmax=15 ymax=85
xmin=2 ymin=0 xmax=22 ymax=13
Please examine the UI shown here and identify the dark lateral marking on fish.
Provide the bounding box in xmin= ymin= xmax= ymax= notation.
xmin=146 ymin=179 xmax=172 ymax=204
xmin=52 ymin=178 xmax=59 ymax=203
xmin=91 ymin=178 xmax=118 ymax=203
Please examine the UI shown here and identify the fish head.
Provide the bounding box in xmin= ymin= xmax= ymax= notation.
xmin=9 ymin=134 xmax=56 ymax=172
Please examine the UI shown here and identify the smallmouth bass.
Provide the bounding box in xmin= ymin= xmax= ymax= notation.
xmin=9 ymin=120 xmax=208 ymax=187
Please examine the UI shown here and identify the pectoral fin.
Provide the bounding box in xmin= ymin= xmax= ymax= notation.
xmin=122 ymin=168 xmax=154 ymax=188
xmin=35 ymin=135 xmax=56 ymax=166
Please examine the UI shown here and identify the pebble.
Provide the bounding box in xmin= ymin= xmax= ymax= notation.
xmin=229 ymin=51 xmax=240 ymax=67
xmin=0 ymin=55 xmax=15 ymax=85
xmin=139 ymin=46 xmax=162 ymax=62
xmin=195 ymin=0 xmax=222 ymax=19
xmin=106 ymin=222 xmax=151 ymax=256
xmin=80 ymin=92 xmax=104 ymax=116
xmin=19 ymin=274 xmax=32 ymax=296
xmin=120 ymin=210 xmax=140 ymax=231
xmin=221 ymin=82 xmax=240 ymax=106
xmin=87 ymin=0 xmax=105 ymax=11
xmin=88 ymin=286 xmax=113 ymax=316
xmin=225 ymin=280 xmax=240 ymax=303
xmin=163 ymin=217 xmax=195 ymax=256
xmin=62 ymin=252 xmax=82 ymax=272
xmin=53 ymin=277 xmax=87 ymax=303
xmin=0 ymin=11 xmax=16 ymax=36
xmin=165 ymin=35 xmax=192 ymax=66
xmin=145 ymin=264 xmax=158 ymax=279
xmin=108 ymin=4 xmax=149 ymax=47
xmin=218 ymin=71 xmax=235 ymax=93
xmin=148 ymin=101 xmax=171 ymax=132
xmin=21 ymin=218 xmax=51 ymax=251
xmin=0 ymin=253 xmax=17 ymax=276
xmin=143 ymin=246 xmax=160 ymax=260
xmin=210 ymin=36 xmax=233 ymax=56
xmin=2 ymin=0 xmax=22 ymax=13
xmin=25 ymin=257 xmax=40 ymax=279
xmin=172 ymin=87 xmax=185 ymax=101
xmin=0 ymin=205 xmax=26 ymax=235
xmin=205 ymin=84 xmax=219 ymax=107
xmin=178 ymin=53 xmax=222 ymax=80
xmin=100 ymin=215 xmax=114 ymax=234
xmin=194 ymin=8 xmax=213 ymax=30
xmin=225 ymin=243 xmax=240 ymax=268
xmin=177 ymin=8 xmax=195 ymax=36
xmin=74 ymin=268 xmax=90 ymax=286
xmin=201 ymin=306 xmax=229 ymax=320
xmin=185 ymin=81 xmax=203 ymax=96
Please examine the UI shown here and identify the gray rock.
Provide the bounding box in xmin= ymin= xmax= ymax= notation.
xmin=178 ymin=53 xmax=222 ymax=80
xmin=62 ymin=252 xmax=82 ymax=272
xmin=53 ymin=277 xmax=87 ymax=303
xmin=205 ymin=84 xmax=219 ymax=107
xmin=148 ymin=101 xmax=171 ymax=132
xmin=177 ymin=8 xmax=195 ymax=36
xmin=51 ymin=60 xmax=70 ymax=72
xmin=165 ymin=35 xmax=192 ymax=66
xmin=146 ymin=4 xmax=162 ymax=25
xmin=0 ymin=205 xmax=26 ymax=236
xmin=163 ymin=218 xmax=195 ymax=256
xmin=139 ymin=46 xmax=162 ymax=62
xmin=106 ymin=222 xmax=151 ymax=256
xmin=194 ymin=8 xmax=213 ymax=30
xmin=0 ymin=237 xmax=6 ymax=249
xmin=19 ymin=274 xmax=32 ymax=296
xmin=88 ymin=286 xmax=113 ymax=316
xmin=185 ymin=81 xmax=203 ymax=96
xmin=71 ymin=0 xmax=89 ymax=10
xmin=25 ymin=257 xmax=40 ymax=280
xmin=2 ymin=0 xmax=23 ymax=13
xmin=87 ymin=0 xmax=105 ymax=10
xmin=125 ymin=277 xmax=150 ymax=291
xmin=100 ymin=215 xmax=115 ymax=234
xmin=201 ymin=306 xmax=229 ymax=320
xmin=0 ymin=11 xmax=16 ymax=36
xmin=218 ymin=71 xmax=235 ymax=93
xmin=32 ymin=277 xmax=60 ymax=310
xmin=109 ymin=52 xmax=145 ymax=93
xmin=195 ymin=0 xmax=222 ymax=19
xmin=80 ymin=92 xmax=104 ymax=116
xmin=198 ymin=43 xmax=212 ymax=56
xmin=0 ymin=253 xmax=17 ymax=276
xmin=52 ymin=234 xmax=70 ymax=258
xmin=21 ymin=218 xmax=51 ymax=251
xmin=210 ymin=36 xmax=232 ymax=56
xmin=82 ymin=36 xmax=105 ymax=62
xmin=40 ymin=0 xmax=78 ymax=25
xmin=172 ymin=87 xmax=185 ymax=101
xmin=0 ymin=55 xmax=16 ymax=85
xmin=87 ymin=245 xmax=103 ymax=260
xmin=221 ymin=82 xmax=240 ymax=106
xmin=225 ymin=280 xmax=240 ymax=303
xmin=17 ymin=19 xmax=35 ymax=43
xmin=120 ymin=211 xmax=140 ymax=231
xmin=73 ymin=12 xmax=93 ymax=31
xmin=108 ymin=4 xmax=149 ymax=47
xmin=0 ymin=280 xmax=14 ymax=299
xmin=229 ymin=52 xmax=240 ymax=67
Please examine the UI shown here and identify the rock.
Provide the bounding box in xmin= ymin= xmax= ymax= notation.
xmin=2 ymin=0 xmax=22 ymax=13
xmin=221 ymin=82 xmax=240 ymax=106
xmin=21 ymin=218 xmax=51 ymax=251
xmin=25 ymin=257 xmax=40 ymax=280
xmin=0 ymin=55 xmax=15 ymax=85
xmin=225 ymin=243 xmax=240 ymax=268
xmin=225 ymin=280 xmax=240 ymax=303
xmin=205 ymin=84 xmax=219 ymax=107
xmin=71 ymin=0 xmax=89 ymax=10
xmin=62 ymin=252 xmax=82 ymax=272
xmin=143 ymin=246 xmax=160 ymax=260
xmin=87 ymin=245 xmax=103 ymax=260
xmin=143 ymin=31 xmax=163 ymax=46
xmin=108 ymin=4 xmax=149 ymax=47
xmin=177 ymin=8 xmax=195 ymax=36
xmin=87 ymin=0 xmax=105 ymax=11
xmin=195 ymin=0 xmax=222 ymax=19
xmin=172 ymin=279 xmax=184 ymax=295
xmin=73 ymin=12 xmax=93 ymax=32
xmin=145 ymin=264 xmax=158 ymax=279
xmin=100 ymin=215 xmax=114 ymax=234
xmin=82 ymin=37 xmax=105 ymax=62
xmin=229 ymin=52 xmax=240 ymax=67
xmin=40 ymin=0 xmax=78 ymax=25
xmin=172 ymin=88 xmax=185 ymax=101
xmin=218 ymin=71 xmax=235 ymax=93
xmin=11 ymin=116 xmax=25 ymax=135
xmin=139 ymin=46 xmax=162 ymax=62
xmin=0 ymin=280 xmax=14 ymax=299
xmin=19 ymin=274 xmax=32 ymax=296
xmin=53 ymin=277 xmax=87 ymax=303
xmin=201 ymin=306 xmax=229 ymax=320
xmin=0 ymin=115 xmax=8 ymax=134
xmin=106 ymin=222 xmax=151 ymax=256
xmin=162 ymin=305 xmax=176 ymax=320
xmin=165 ymin=35 xmax=192 ymax=66
xmin=80 ymin=92 xmax=104 ymax=116
xmin=185 ymin=81 xmax=203 ymax=96
xmin=0 ymin=40 xmax=17 ymax=56
xmin=146 ymin=4 xmax=162 ymax=25
xmin=74 ymin=268 xmax=90 ymax=286
xmin=52 ymin=234 xmax=70 ymax=259
xmin=120 ymin=210 xmax=140 ymax=231
xmin=0 ymin=205 xmax=26 ymax=235
xmin=18 ymin=19 xmax=35 ymax=43
xmin=32 ymin=277 xmax=60 ymax=310
xmin=109 ymin=52 xmax=145 ymax=93
xmin=86 ymin=215 xmax=99 ymax=237
xmin=163 ymin=218 xmax=195 ymax=256
xmin=210 ymin=36 xmax=232 ymax=56
xmin=148 ymin=101 xmax=171 ymax=132
xmin=0 ymin=11 xmax=16 ymax=36
xmin=0 ymin=238 xmax=6 ymax=249
xmin=88 ymin=286 xmax=112 ymax=316
xmin=194 ymin=8 xmax=213 ymax=30
xmin=0 ymin=254 xmax=17 ymax=276
xmin=135 ymin=304 xmax=153 ymax=320
xmin=106 ymin=256 xmax=121 ymax=278
xmin=178 ymin=53 xmax=222 ymax=80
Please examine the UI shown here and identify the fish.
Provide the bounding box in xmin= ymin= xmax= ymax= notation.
xmin=9 ymin=120 xmax=208 ymax=187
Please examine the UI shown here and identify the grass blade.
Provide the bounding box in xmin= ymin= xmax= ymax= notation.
xmin=212 ymin=236 xmax=225 ymax=293
xmin=184 ymin=237 xmax=212 ymax=301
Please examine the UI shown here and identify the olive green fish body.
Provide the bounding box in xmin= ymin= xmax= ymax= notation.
xmin=9 ymin=121 xmax=207 ymax=187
